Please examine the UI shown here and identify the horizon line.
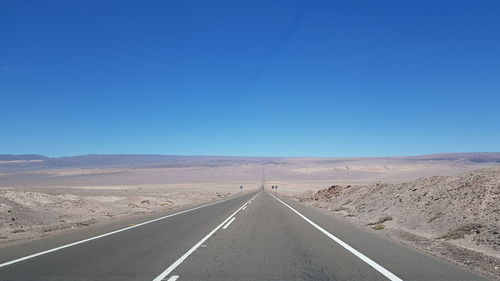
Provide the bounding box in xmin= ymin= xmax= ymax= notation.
xmin=1 ymin=151 xmax=499 ymax=159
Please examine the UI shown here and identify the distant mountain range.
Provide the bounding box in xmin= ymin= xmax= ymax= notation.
xmin=0 ymin=154 xmax=49 ymax=161
xmin=0 ymin=153 xmax=499 ymax=171
xmin=0 ymin=154 xmax=285 ymax=170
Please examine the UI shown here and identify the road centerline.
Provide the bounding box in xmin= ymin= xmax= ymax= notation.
xmin=222 ymin=217 xmax=236 ymax=229
xmin=151 ymin=191 xmax=261 ymax=281
xmin=269 ymin=192 xmax=404 ymax=281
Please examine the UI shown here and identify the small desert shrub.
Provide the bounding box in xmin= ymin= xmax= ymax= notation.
xmin=438 ymin=223 xmax=483 ymax=240
xmin=333 ymin=206 xmax=347 ymax=211
xmin=368 ymin=216 xmax=393 ymax=225
xmin=372 ymin=224 xmax=385 ymax=230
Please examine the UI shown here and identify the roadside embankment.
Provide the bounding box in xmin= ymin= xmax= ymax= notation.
xmin=0 ymin=187 xmax=232 ymax=247
xmin=288 ymin=168 xmax=500 ymax=279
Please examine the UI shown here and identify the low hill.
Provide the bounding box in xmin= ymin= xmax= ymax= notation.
xmin=0 ymin=155 xmax=48 ymax=161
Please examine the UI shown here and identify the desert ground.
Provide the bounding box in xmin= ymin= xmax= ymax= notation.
xmin=287 ymin=167 xmax=500 ymax=279
xmin=1 ymin=153 xmax=499 ymax=278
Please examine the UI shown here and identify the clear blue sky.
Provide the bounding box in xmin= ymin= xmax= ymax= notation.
xmin=1 ymin=0 xmax=499 ymax=157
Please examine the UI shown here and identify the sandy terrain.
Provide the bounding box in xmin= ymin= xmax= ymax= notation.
xmin=2 ymin=153 xmax=499 ymax=190
xmin=0 ymin=153 xmax=499 ymax=275
xmin=288 ymin=168 xmax=500 ymax=279
xmin=0 ymin=187 xmax=233 ymax=247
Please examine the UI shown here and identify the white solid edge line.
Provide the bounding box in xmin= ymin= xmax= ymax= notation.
xmin=165 ymin=275 xmax=179 ymax=281
xmin=0 ymin=192 xmax=255 ymax=269
xmin=269 ymin=192 xmax=403 ymax=281
xmin=152 ymin=192 xmax=260 ymax=281
xmin=222 ymin=217 xmax=236 ymax=230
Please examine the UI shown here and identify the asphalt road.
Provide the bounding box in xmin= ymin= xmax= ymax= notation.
xmin=0 ymin=190 xmax=491 ymax=281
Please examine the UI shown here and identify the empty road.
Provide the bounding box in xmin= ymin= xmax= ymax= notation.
xmin=0 ymin=190 xmax=490 ymax=281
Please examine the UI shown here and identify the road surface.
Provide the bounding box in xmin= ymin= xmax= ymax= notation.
xmin=0 ymin=190 xmax=491 ymax=281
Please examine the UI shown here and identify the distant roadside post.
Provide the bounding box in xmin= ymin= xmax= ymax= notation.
xmin=240 ymin=185 xmax=243 ymax=192
xmin=275 ymin=185 xmax=278 ymax=193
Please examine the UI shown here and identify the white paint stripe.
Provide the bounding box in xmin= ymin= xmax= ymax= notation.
xmin=222 ymin=217 xmax=236 ymax=229
xmin=0 ymin=193 xmax=254 ymax=269
xmin=165 ymin=275 xmax=179 ymax=281
xmin=241 ymin=205 xmax=248 ymax=210
xmin=269 ymin=193 xmax=403 ymax=281
xmin=152 ymin=192 xmax=260 ymax=281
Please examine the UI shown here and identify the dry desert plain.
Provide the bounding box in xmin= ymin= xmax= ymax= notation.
xmin=0 ymin=153 xmax=499 ymax=278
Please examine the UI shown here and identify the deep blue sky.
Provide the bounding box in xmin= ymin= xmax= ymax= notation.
xmin=1 ymin=0 xmax=499 ymax=157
